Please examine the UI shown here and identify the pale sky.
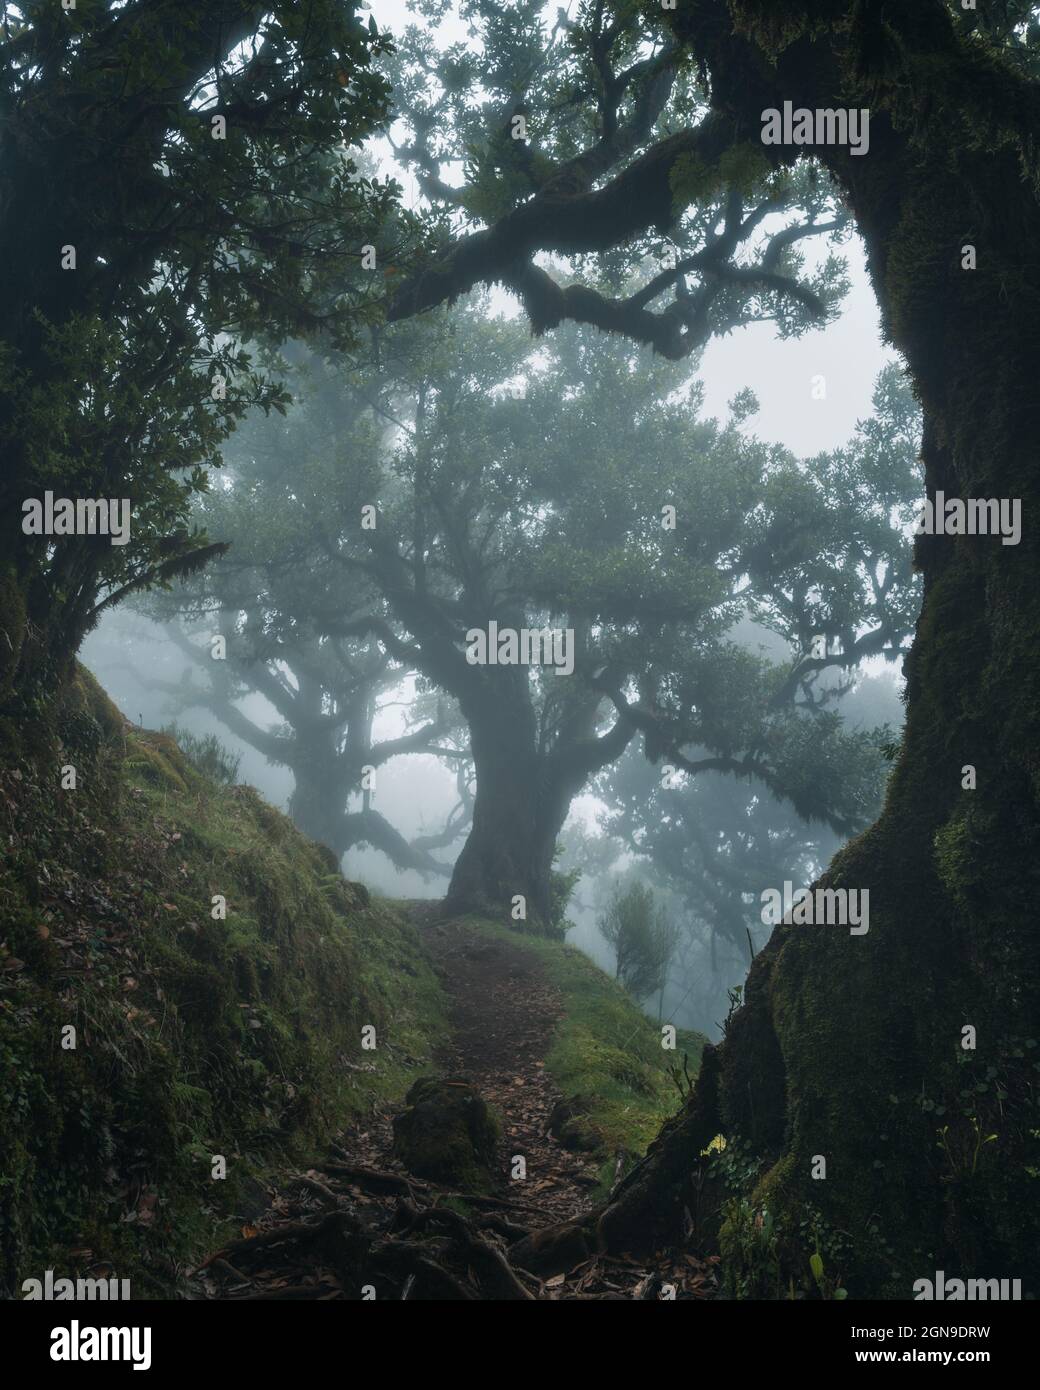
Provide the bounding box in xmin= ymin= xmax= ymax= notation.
xmin=364 ymin=0 xmax=897 ymax=456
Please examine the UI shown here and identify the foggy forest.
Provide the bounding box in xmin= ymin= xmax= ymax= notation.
xmin=1 ymin=0 xmax=1038 ymax=1356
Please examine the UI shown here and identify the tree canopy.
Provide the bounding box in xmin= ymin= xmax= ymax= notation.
xmin=0 ymin=0 xmax=415 ymax=714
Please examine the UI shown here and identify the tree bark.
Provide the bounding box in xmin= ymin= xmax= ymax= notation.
xmin=591 ymin=29 xmax=1040 ymax=1293
xmin=444 ymin=675 xmax=562 ymax=926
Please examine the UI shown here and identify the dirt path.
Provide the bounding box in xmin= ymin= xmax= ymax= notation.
xmin=408 ymin=907 xmax=603 ymax=1227
xmin=188 ymin=905 xmax=717 ymax=1299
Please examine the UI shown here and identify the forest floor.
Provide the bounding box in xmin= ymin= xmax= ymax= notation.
xmin=187 ymin=907 xmax=719 ymax=1301
xmin=399 ymin=904 xmax=611 ymax=1228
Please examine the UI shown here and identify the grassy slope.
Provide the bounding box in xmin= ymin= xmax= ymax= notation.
xmin=0 ymin=668 xmax=707 ymax=1294
xmin=456 ymin=916 xmax=706 ymax=1175
xmin=0 ymin=667 xmax=449 ymax=1296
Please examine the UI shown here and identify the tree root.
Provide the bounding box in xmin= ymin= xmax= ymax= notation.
xmin=201 ymin=1166 xmax=542 ymax=1301
xmin=395 ymin=1201 xmax=535 ymax=1300
xmin=290 ymin=1174 xmax=347 ymax=1209
xmin=320 ymin=1159 xmax=544 ymax=1214
xmin=202 ymin=1215 xmax=343 ymax=1267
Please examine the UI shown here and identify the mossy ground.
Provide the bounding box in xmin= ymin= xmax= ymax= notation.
xmin=451 ymin=915 xmax=706 ymax=1188
xmin=0 ymin=667 xmax=449 ymax=1297
xmin=0 ymin=670 xmax=711 ymax=1296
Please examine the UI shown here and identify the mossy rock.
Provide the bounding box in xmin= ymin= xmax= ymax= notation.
xmin=548 ymin=1096 xmax=603 ymax=1154
xmin=392 ymin=1076 xmax=500 ymax=1191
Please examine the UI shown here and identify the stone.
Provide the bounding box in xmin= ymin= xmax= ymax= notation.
xmin=392 ymin=1075 xmax=499 ymax=1190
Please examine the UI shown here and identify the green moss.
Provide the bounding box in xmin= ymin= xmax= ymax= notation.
xmin=0 ymin=564 xmax=27 ymax=709
xmin=124 ymin=737 xmax=191 ymax=793
xmin=392 ymin=1076 xmax=501 ymax=1192
xmin=71 ymin=666 xmax=127 ymax=743
xmin=670 ymin=142 xmax=774 ymax=215
xmin=933 ymin=804 xmax=994 ymax=909
xmin=0 ymin=665 xmax=450 ymax=1297
xmin=452 ymin=916 xmax=706 ymax=1192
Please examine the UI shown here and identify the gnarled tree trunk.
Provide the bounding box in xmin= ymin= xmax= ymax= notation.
xmin=445 ymin=675 xmax=562 ymax=926
xmin=595 ymin=76 xmax=1040 ymax=1295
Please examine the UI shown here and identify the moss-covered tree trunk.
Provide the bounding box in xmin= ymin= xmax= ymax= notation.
xmin=596 ymin=53 xmax=1040 ymax=1296
xmin=287 ymin=719 xmax=350 ymax=856
xmin=445 ymin=674 xmax=566 ymax=927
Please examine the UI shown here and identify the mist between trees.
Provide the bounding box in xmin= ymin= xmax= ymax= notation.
xmin=5 ymin=0 xmax=1037 ymax=1306
xmin=84 ymin=291 xmax=920 ymax=1039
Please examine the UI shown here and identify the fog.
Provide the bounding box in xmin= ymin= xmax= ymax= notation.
xmin=81 ymin=233 xmax=911 ymax=1041
xmin=75 ymin=0 xmax=918 ymax=1043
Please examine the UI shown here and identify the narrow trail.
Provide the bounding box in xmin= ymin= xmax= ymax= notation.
xmin=188 ymin=906 xmax=717 ymax=1300
xmin=409 ymin=905 xmax=605 ymax=1227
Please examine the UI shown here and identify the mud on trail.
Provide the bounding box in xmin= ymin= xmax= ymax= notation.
xmin=188 ymin=908 xmax=718 ymax=1300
